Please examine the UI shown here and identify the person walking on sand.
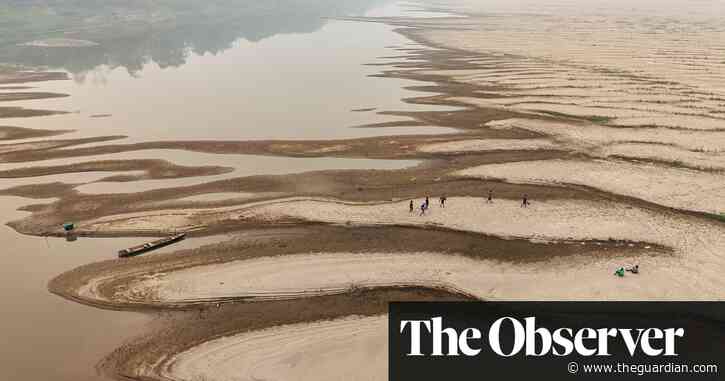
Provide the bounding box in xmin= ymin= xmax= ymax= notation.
xmin=425 ymin=196 xmax=430 ymax=209
xmin=409 ymin=200 xmax=414 ymax=213
xmin=440 ymin=195 xmax=447 ymax=208
xmin=521 ymin=194 xmax=530 ymax=208
xmin=487 ymin=189 xmax=493 ymax=204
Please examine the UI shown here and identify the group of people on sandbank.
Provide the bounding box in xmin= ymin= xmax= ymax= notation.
xmin=409 ymin=190 xmax=530 ymax=216
xmin=405 ymin=191 xmax=646 ymax=279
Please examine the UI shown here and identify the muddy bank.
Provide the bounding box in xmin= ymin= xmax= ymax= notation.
xmin=0 ymin=125 xmax=72 ymax=140
xmin=0 ymin=132 xmax=545 ymax=162
xmin=0 ymin=69 xmax=68 ymax=84
xmin=0 ymin=159 xmax=233 ymax=181
xmin=50 ymin=225 xmax=656 ymax=309
xmin=0 ymin=135 xmax=125 ymax=157
xmin=8 ymin=152 xmax=587 ymax=237
xmin=0 ymin=81 xmax=70 ymax=120
xmin=0 ymin=105 xmax=68 ymax=118
xmin=100 ymin=287 xmax=470 ymax=381
xmin=9 ymin=146 xmax=713 ymax=239
xmin=0 ymin=91 xmax=69 ymax=102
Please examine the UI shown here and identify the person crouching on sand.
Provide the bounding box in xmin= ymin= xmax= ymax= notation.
xmin=521 ymin=194 xmax=530 ymax=208
xmin=420 ymin=202 xmax=427 ymax=216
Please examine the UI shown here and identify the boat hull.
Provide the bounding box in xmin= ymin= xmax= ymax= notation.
xmin=118 ymin=233 xmax=186 ymax=258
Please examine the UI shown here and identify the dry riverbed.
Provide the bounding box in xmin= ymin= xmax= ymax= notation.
xmin=3 ymin=6 xmax=725 ymax=381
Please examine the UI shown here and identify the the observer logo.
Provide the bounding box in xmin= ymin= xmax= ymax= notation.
xmin=389 ymin=302 xmax=725 ymax=380
xmin=400 ymin=316 xmax=685 ymax=357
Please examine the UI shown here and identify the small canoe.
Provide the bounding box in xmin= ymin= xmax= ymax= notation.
xmin=118 ymin=233 xmax=186 ymax=258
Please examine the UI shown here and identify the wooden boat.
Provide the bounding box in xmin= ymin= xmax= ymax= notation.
xmin=118 ymin=233 xmax=186 ymax=258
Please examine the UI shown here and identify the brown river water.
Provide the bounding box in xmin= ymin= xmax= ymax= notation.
xmin=0 ymin=1 xmax=451 ymax=379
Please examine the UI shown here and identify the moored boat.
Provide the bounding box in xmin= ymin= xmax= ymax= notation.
xmin=118 ymin=233 xmax=186 ymax=258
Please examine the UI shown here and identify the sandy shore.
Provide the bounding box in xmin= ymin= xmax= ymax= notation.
xmin=157 ymin=315 xmax=387 ymax=381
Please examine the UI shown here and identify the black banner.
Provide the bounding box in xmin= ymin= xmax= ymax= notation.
xmin=389 ymin=302 xmax=725 ymax=380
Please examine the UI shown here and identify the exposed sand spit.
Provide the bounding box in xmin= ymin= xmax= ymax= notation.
xmin=0 ymin=140 xmax=68 ymax=154
xmin=0 ymin=135 xmax=126 ymax=161
xmin=0 ymin=105 xmax=68 ymax=118
xmin=610 ymin=116 xmax=725 ymax=131
xmin=0 ymin=70 xmax=68 ymax=84
xmin=96 ymin=287 xmax=463 ymax=381
xmin=117 ymin=249 xmax=662 ymax=304
xmin=486 ymin=118 xmax=725 ymax=153
xmin=19 ymin=38 xmax=99 ymax=48
xmin=76 ymin=206 xmax=237 ymax=234
xmin=243 ymin=197 xmax=722 ymax=255
xmin=602 ymin=143 xmax=725 ymax=171
xmin=122 ymin=252 xmax=472 ymax=303
xmin=143 ymin=192 xmax=285 ymax=208
xmin=457 ymin=160 xmax=725 ymax=214
xmin=70 ymin=197 xmax=725 ymax=303
xmin=54 ymin=225 xmax=631 ymax=309
xmin=418 ymin=138 xmax=558 ymax=153
xmin=482 ymin=117 xmax=725 ymax=171
xmin=0 ymin=126 xmax=72 ymax=140
xmin=0 ymin=91 xmax=68 ymax=102
xmin=458 ymin=98 xmax=725 ymax=131
xmin=0 ymin=159 xmax=233 ymax=181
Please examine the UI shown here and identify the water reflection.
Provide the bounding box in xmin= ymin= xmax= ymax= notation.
xmin=3 ymin=19 xmax=456 ymax=141
xmin=0 ymin=0 xmax=390 ymax=75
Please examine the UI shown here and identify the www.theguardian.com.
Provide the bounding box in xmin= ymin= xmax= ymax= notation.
xmin=578 ymin=362 xmax=719 ymax=376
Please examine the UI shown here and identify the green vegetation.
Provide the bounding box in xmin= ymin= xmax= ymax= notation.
xmin=706 ymin=213 xmax=725 ymax=223
xmin=537 ymin=110 xmax=612 ymax=125
xmin=587 ymin=115 xmax=612 ymax=124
